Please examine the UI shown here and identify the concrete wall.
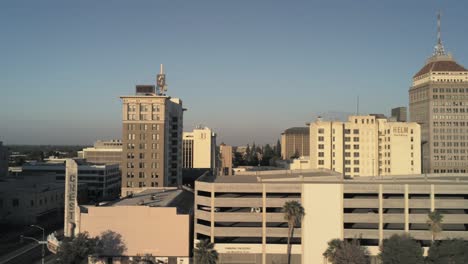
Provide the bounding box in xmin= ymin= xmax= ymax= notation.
xmin=79 ymin=206 xmax=190 ymax=257
xmin=302 ymin=183 xmax=343 ymax=264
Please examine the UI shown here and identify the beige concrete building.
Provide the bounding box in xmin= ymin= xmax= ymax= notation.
xmin=0 ymin=142 xmax=8 ymax=177
xmin=77 ymin=188 xmax=193 ymax=263
xmin=309 ymin=115 xmax=421 ymax=178
xmin=194 ymin=170 xmax=468 ymax=264
xmin=121 ymin=69 xmax=184 ymax=196
xmin=219 ymin=144 xmax=233 ymax=176
xmin=182 ymin=126 xmax=216 ymax=169
xmin=79 ymin=140 xmax=122 ymax=165
xmin=409 ymin=15 xmax=468 ymax=174
xmin=281 ymin=127 xmax=309 ymax=160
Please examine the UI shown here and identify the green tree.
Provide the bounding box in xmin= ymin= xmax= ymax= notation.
xmin=379 ymin=234 xmax=424 ymax=264
xmin=427 ymin=211 xmax=444 ymax=242
xmin=323 ymin=239 xmax=369 ymax=264
xmin=194 ymin=239 xmax=218 ymax=264
xmin=57 ymin=232 xmax=99 ymax=264
xmin=282 ymin=200 xmax=305 ymax=264
xmin=426 ymin=239 xmax=468 ymax=264
xmin=275 ymin=139 xmax=282 ymax=158
xmin=323 ymin=239 xmax=342 ymax=263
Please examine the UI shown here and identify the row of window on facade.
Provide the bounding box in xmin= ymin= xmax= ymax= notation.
xmin=127 ymin=104 xmax=161 ymax=112
xmin=433 ymin=155 xmax=468 ymax=161
xmin=126 ymin=172 xmax=159 ymax=178
xmin=433 ymin=121 xmax=468 ymax=126
xmin=433 ymin=107 xmax=468 ymax=113
xmin=126 ymin=162 xmax=160 ymax=169
xmin=432 ymin=101 xmax=468 ymax=106
xmin=126 ymin=181 xmax=159 ymax=187
xmin=127 ymin=124 xmax=160 ymax=131
xmin=127 ymin=133 xmax=160 ymax=140
xmin=0 ymin=193 xmax=64 ymax=209
xmin=126 ymin=152 xmax=160 ymax=159
xmin=127 ymin=114 xmax=161 ymax=121
xmin=433 ymin=169 xmax=467 ymax=173
xmin=432 ymin=115 xmax=468 ymax=120
xmin=126 ymin=143 xmax=161 ymax=150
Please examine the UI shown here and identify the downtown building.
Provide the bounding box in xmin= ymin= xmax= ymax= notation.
xmin=194 ymin=170 xmax=468 ymax=264
xmin=409 ymin=16 xmax=468 ymax=174
xmin=309 ymin=115 xmax=421 ymax=178
xmin=121 ymin=66 xmax=184 ymax=195
xmin=0 ymin=141 xmax=8 ymax=177
xmin=182 ymin=126 xmax=217 ymax=170
xmin=79 ymin=139 xmax=122 ymax=165
xmin=281 ymin=127 xmax=309 ymax=160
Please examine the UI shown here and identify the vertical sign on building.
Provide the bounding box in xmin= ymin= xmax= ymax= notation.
xmin=64 ymin=159 xmax=78 ymax=237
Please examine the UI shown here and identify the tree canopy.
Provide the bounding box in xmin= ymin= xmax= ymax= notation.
xmin=379 ymin=234 xmax=424 ymax=264
xmin=323 ymin=239 xmax=369 ymax=264
xmin=426 ymin=239 xmax=468 ymax=264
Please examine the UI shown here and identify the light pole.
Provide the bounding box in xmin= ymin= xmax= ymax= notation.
xmin=28 ymin=225 xmax=46 ymax=264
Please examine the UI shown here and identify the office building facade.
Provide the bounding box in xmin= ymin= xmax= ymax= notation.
xmin=309 ymin=115 xmax=421 ymax=178
xmin=219 ymin=144 xmax=233 ymax=176
xmin=409 ymin=15 xmax=468 ymax=174
xmin=121 ymin=69 xmax=184 ymax=195
xmin=194 ymin=171 xmax=468 ymax=264
xmin=79 ymin=140 xmax=122 ymax=165
xmin=182 ymin=126 xmax=216 ymax=169
xmin=281 ymin=127 xmax=310 ymax=159
xmin=0 ymin=142 xmax=8 ymax=177
xmin=391 ymin=107 xmax=407 ymax=122
xmin=21 ymin=162 xmax=120 ymax=200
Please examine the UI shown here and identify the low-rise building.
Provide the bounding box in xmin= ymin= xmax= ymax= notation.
xmin=0 ymin=175 xmax=86 ymax=225
xmin=21 ymin=161 xmax=120 ymax=201
xmin=79 ymin=140 xmax=122 ymax=165
xmin=77 ymin=188 xmax=193 ymax=263
xmin=194 ymin=170 xmax=468 ymax=264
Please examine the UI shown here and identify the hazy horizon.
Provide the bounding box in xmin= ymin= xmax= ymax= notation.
xmin=1 ymin=0 xmax=467 ymax=146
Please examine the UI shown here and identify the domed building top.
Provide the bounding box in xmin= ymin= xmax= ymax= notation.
xmin=413 ymin=12 xmax=468 ymax=79
xmin=413 ymin=56 xmax=467 ymax=78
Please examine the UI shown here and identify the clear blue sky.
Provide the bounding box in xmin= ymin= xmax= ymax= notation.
xmin=1 ymin=0 xmax=467 ymax=146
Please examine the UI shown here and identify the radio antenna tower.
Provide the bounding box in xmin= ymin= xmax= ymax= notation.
xmin=157 ymin=64 xmax=168 ymax=95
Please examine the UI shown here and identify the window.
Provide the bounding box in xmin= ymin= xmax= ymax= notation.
xmin=318 ymin=144 xmax=324 ymax=149
xmin=318 ymin=128 xmax=324 ymax=134
xmin=318 ymin=152 xmax=324 ymax=157
xmin=353 ymin=168 xmax=360 ymax=173
xmin=353 ymin=129 xmax=359 ymax=134
xmin=318 ymin=160 xmax=324 ymax=165
xmin=12 ymin=199 xmax=19 ymax=207
xmin=318 ymin=136 xmax=324 ymax=141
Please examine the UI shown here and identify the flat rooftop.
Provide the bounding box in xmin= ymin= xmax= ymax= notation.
xmin=94 ymin=188 xmax=194 ymax=214
xmin=197 ymin=169 xmax=468 ymax=185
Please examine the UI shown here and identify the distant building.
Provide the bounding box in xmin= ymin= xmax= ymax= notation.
xmin=309 ymin=115 xmax=421 ymax=177
xmin=79 ymin=140 xmax=122 ymax=165
xmin=121 ymin=66 xmax=184 ymax=196
xmin=391 ymin=107 xmax=407 ymax=122
xmin=0 ymin=142 xmax=8 ymax=177
xmin=219 ymin=144 xmax=233 ymax=175
xmin=21 ymin=161 xmax=120 ymax=201
xmin=0 ymin=175 xmax=86 ymax=225
xmin=281 ymin=127 xmax=310 ymax=159
xmin=77 ymin=188 xmax=192 ymax=263
xmin=409 ymin=14 xmax=468 ymax=174
xmin=182 ymin=126 xmax=216 ymax=170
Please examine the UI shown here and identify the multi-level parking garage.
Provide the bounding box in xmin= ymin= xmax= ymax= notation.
xmin=195 ymin=170 xmax=468 ymax=264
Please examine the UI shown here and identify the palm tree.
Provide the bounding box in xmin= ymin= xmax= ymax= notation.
xmin=323 ymin=239 xmax=342 ymax=263
xmin=193 ymin=239 xmax=218 ymax=264
xmin=282 ymin=200 xmax=305 ymax=264
xmin=427 ymin=211 xmax=444 ymax=242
